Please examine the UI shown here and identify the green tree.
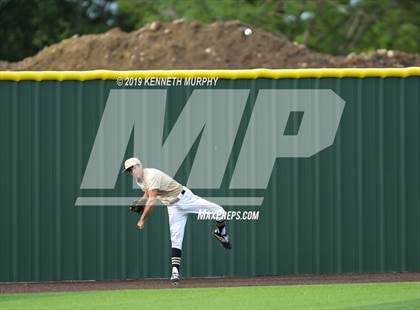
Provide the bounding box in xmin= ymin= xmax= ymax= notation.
xmin=0 ymin=0 xmax=117 ymax=61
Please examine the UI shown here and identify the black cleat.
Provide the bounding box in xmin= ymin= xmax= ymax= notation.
xmin=213 ymin=228 xmax=232 ymax=249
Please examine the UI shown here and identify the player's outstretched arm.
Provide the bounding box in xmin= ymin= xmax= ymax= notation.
xmin=137 ymin=190 xmax=157 ymax=229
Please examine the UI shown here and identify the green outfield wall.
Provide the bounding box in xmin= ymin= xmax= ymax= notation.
xmin=0 ymin=68 xmax=419 ymax=282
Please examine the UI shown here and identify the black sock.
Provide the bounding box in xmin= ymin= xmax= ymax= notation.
xmin=171 ymin=247 xmax=181 ymax=271
xmin=216 ymin=220 xmax=225 ymax=234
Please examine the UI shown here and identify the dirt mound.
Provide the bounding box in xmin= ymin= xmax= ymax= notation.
xmin=0 ymin=61 xmax=11 ymax=70
xmin=3 ymin=20 xmax=420 ymax=70
xmin=335 ymin=49 xmax=420 ymax=68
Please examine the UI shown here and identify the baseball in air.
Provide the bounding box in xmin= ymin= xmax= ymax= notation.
xmin=243 ymin=28 xmax=253 ymax=36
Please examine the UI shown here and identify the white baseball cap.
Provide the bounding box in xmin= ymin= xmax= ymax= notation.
xmin=123 ymin=157 xmax=142 ymax=172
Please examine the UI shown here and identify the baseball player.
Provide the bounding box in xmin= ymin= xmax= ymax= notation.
xmin=123 ymin=157 xmax=231 ymax=284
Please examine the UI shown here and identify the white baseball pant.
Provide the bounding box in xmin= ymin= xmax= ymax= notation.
xmin=167 ymin=186 xmax=226 ymax=249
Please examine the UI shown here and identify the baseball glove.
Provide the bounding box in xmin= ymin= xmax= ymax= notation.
xmin=129 ymin=197 xmax=148 ymax=215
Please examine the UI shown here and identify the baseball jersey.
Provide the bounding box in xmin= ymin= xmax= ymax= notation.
xmin=136 ymin=168 xmax=183 ymax=206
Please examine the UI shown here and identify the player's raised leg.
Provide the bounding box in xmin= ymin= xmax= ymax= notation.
xmin=180 ymin=188 xmax=232 ymax=249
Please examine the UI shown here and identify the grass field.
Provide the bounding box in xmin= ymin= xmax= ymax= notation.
xmin=1 ymin=282 xmax=419 ymax=310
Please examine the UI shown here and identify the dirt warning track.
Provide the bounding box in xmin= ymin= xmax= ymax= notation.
xmin=1 ymin=273 xmax=419 ymax=294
